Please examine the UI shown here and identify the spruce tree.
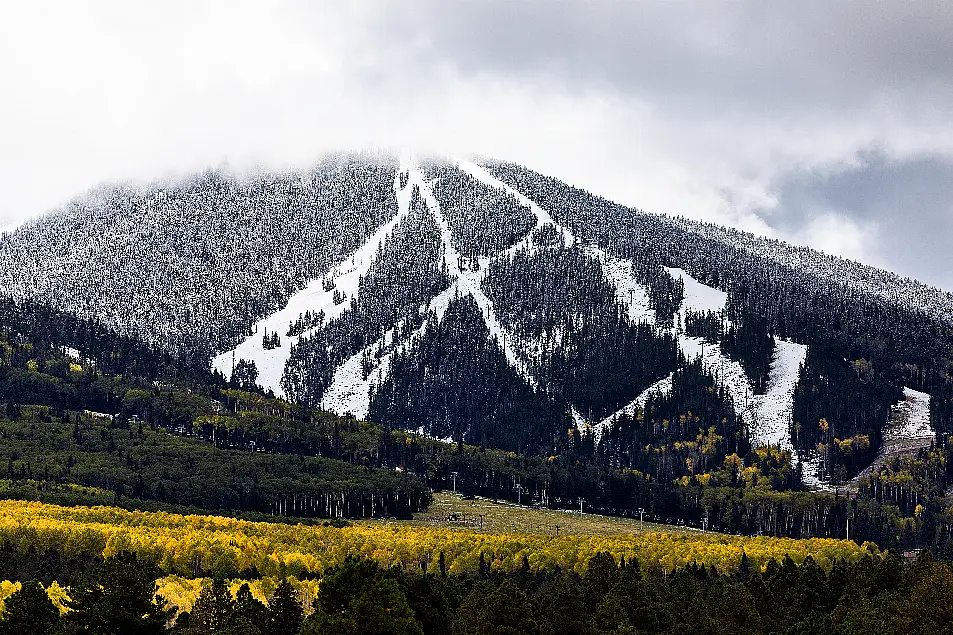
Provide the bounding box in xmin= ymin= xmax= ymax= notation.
xmin=0 ymin=581 xmax=60 ymax=635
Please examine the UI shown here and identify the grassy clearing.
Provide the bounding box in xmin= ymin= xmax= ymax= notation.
xmin=387 ymin=492 xmax=709 ymax=536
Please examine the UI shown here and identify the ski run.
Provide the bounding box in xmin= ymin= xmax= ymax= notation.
xmin=210 ymin=153 xmax=935 ymax=491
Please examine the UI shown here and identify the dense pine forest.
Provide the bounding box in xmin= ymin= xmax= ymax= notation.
xmin=2 ymin=547 xmax=953 ymax=634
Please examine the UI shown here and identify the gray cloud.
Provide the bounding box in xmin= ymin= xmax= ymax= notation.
xmin=368 ymin=0 xmax=953 ymax=290
xmin=769 ymin=154 xmax=953 ymax=290
xmin=377 ymin=1 xmax=953 ymax=117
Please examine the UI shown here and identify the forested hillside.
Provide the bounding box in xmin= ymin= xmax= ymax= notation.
xmin=480 ymin=157 xmax=953 ymax=487
xmin=0 ymin=150 xmax=952 ymax=554
xmin=0 ymin=152 xmax=398 ymax=356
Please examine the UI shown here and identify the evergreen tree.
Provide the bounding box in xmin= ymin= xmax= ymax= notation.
xmin=301 ymin=558 xmax=422 ymax=635
xmin=450 ymin=579 xmax=538 ymax=635
xmin=264 ymin=580 xmax=303 ymax=635
xmin=0 ymin=581 xmax=60 ymax=635
xmin=233 ymin=583 xmax=268 ymax=633
xmin=186 ymin=578 xmax=235 ymax=634
xmin=66 ymin=551 xmax=172 ymax=635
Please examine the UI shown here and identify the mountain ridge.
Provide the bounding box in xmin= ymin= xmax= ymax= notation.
xmin=0 ymin=149 xmax=950 ymax=492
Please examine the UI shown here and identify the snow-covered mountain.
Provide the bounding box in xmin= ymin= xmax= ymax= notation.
xmin=1 ymin=150 xmax=950 ymax=484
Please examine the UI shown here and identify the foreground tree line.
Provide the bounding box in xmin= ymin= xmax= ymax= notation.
xmin=4 ymin=548 xmax=953 ymax=635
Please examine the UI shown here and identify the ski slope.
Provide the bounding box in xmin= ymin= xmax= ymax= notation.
xmin=456 ymin=158 xmax=573 ymax=246
xmin=321 ymin=154 xmax=546 ymax=418
xmin=211 ymin=153 xmax=807 ymax=464
xmin=421 ymin=165 xmax=538 ymax=388
xmin=665 ymin=267 xmax=728 ymax=315
xmin=591 ymin=250 xmax=655 ymax=324
xmin=846 ymin=387 xmax=934 ymax=489
xmin=212 ymin=155 xmax=415 ymax=395
xmin=749 ymin=338 xmax=808 ymax=450
xmin=590 ymin=373 xmax=674 ymax=441
xmin=609 ymin=264 xmax=806 ymax=457
xmin=886 ymin=387 xmax=934 ymax=443
xmin=678 ymin=332 xmax=756 ymax=428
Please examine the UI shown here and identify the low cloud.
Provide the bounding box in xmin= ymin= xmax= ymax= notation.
xmin=1 ymin=1 xmax=950 ymax=289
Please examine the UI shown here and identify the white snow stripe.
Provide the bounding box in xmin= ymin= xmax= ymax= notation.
xmin=212 ymin=156 xmax=414 ymax=396
xmin=590 ymin=373 xmax=675 ymax=441
xmin=414 ymin=158 xmax=538 ymax=389
xmin=750 ymin=338 xmax=808 ymax=452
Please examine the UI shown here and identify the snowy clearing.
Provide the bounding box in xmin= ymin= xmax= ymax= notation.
xmin=886 ymin=388 xmax=934 ymax=443
xmin=589 ymin=249 xmax=656 ymax=325
xmin=665 ymin=267 xmax=728 ymax=315
xmin=847 ymin=388 xmax=934 ymax=489
xmin=677 ymin=333 xmax=756 ymax=430
xmin=591 ymin=373 xmax=674 ymax=441
xmin=749 ymin=338 xmax=808 ymax=451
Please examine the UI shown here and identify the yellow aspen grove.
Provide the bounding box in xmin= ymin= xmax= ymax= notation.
xmin=0 ymin=500 xmax=875 ymax=580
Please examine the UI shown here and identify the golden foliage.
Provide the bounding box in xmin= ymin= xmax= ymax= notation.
xmin=0 ymin=500 xmax=877 ymax=580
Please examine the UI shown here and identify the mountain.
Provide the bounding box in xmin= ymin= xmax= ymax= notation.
xmin=0 ymin=150 xmax=950 ymax=493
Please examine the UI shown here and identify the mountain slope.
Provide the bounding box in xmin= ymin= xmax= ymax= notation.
xmin=0 ymin=152 xmax=398 ymax=356
xmin=0 ymin=150 xmax=950 ymax=488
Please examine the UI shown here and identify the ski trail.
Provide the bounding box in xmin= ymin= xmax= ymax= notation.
xmin=678 ymin=334 xmax=756 ymax=428
xmin=320 ymin=282 xmax=461 ymax=418
xmin=590 ymin=373 xmax=675 ymax=441
xmin=315 ymin=152 xmax=545 ymax=417
xmin=665 ymin=266 xmax=728 ymax=316
xmin=212 ymin=162 xmax=414 ymax=396
xmin=591 ymin=250 xmax=656 ymax=324
xmin=455 ymin=158 xmax=573 ymax=243
xmin=887 ymin=387 xmax=934 ymax=442
xmin=844 ymin=388 xmax=934 ymax=491
xmin=570 ymin=406 xmax=590 ymax=435
xmin=750 ymin=338 xmax=807 ymax=451
xmin=412 ymin=158 xmax=538 ymax=389
xmin=461 ymin=158 xmax=767 ymax=437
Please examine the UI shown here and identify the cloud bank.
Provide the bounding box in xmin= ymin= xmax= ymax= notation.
xmin=1 ymin=0 xmax=951 ymax=289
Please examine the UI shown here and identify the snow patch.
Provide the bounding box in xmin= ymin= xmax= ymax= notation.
xmin=591 ymin=373 xmax=674 ymax=441
xmin=589 ymin=249 xmax=655 ymax=325
xmin=677 ymin=333 xmax=755 ymax=429
xmin=665 ymin=267 xmax=728 ymax=315
xmin=319 ymin=283 xmax=460 ymax=418
xmin=886 ymin=387 xmax=934 ymax=442
xmin=845 ymin=387 xmax=934 ymax=490
xmin=799 ymin=452 xmax=835 ymax=492
xmin=570 ymin=406 xmax=589 ymax=435
xmin=749 ymin=338 xmax=807 ymax=451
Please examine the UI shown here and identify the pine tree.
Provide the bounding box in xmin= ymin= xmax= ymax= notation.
xmin=66 ymin=551 xmax=172 ymax=635
xmin=300 ymin=558 xmax=422 ymax=635
xmin=0 ymin=581 xmax=60 ymax=635
xmin=234 ymin=582 xmax=269 ymax=633
xmin=265 ymin=580 xmax=303 ymax=635
xmin=186 ymin=578 xmax=235 ymax=634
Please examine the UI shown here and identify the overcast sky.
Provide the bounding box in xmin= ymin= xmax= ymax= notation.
xmin=2 ymin=1 xmax=952 ymax=291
